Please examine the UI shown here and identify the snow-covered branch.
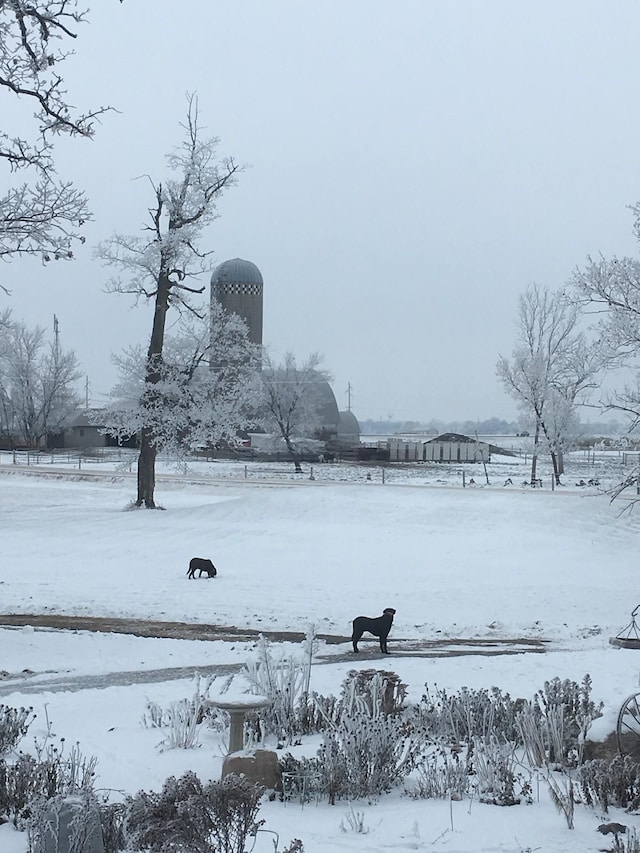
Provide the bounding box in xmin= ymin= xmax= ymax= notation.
xmin=497 ymin=283 xmax=605 ymax=483
xmin=259 ymin=352 xmax=333 ymax=465
xmin=0 ymin=1 xmax=117 ymax=265
xmin=99 ymin=307 xmax=260 ymax=458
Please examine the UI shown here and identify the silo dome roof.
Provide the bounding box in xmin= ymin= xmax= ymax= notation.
xmin=211 ymin=258 xmax=263 ymax=286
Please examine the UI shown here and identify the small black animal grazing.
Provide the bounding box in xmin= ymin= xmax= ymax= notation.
xmin=351 ymin=607 xmax=396 ymax=654
xmin=187 ymin=557 xmax=217 ymax=579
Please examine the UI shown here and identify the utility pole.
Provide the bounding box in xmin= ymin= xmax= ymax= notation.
xmin=53 ymin=314 xmax=60 ymax=359
xmin=346 ymin=382 xmax=353 ymax=412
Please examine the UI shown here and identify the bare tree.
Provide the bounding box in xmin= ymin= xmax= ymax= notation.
xmin=98 ymin=304 xmax=261 ymax=460
xmin=570 ymin=203 xmax=640 ymax=427
xmin=96 ymin=95 xmax=241 ymax=507
xmin=259 ymin=351 xmax=332 ymax=471
xmin=0 ymin=315 xmax=82 ymax=447
xmin=1 ymin=2 xmax=115 ymax=272
xmin=496 ymin=284 xmax=602 ymax=485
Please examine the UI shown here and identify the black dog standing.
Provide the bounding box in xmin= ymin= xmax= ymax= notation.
xmin=351 ymin=607 xmax=396 ymax=653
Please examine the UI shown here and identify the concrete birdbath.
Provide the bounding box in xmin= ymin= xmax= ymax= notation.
xmin=206 ymin=694 xmax=271 ymax=753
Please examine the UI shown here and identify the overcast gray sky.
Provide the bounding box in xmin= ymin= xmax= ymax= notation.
xmin=5 ymin=1 xmax=640 ymax=423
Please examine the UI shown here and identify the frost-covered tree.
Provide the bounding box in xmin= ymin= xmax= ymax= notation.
xmin=570 ymin=204 xmax=640 ymax=429
xmin=98 ymin=304 xmax=260 ymax=459
xmin=1 ymin=2 xmax=115 ymax=271
xmin=0 ymin=314 xmax=82 ymax=447
xmin=96 ymin=95 xmax=241 ymax=507
xmin=496 ymin=284 xmax=602 ymax=484
xmin=259 ymin=351 xmax=332 ymax=471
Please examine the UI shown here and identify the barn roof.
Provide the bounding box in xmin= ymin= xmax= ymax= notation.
xmin=425 ymin=432 xmax=479 ymax=444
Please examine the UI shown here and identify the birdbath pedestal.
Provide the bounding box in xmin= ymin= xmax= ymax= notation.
xmin=207 ymin=695 xmax=271 ymax=753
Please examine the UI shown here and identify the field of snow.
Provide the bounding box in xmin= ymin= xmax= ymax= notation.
xmin=2 ymin=448 xmax=640 ymax=852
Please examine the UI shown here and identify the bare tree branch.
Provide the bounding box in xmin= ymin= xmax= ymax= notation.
xmin=0 ymin=1 xmax=118 ymax=265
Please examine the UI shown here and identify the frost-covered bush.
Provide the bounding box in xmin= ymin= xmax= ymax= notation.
xmin=407 ymin=745 xmax=470 ymax=800
xmin=243 ymin=630 xmax=318 ymax=744
xmin=518 ymin=675 xmax=603 ymax=768
xmin=471 ymin=734 xmax=532 ymax=806
xmin=279 ymin=753 xmax=325 ymax=804
xmin=143 ymin=697 xmax=203 ymax=750
xmin=418 ymin=685 xmax=525 ymax=746
xmin=319 ymin=707 xmax=428 ymax=803
xmin=142 ymin=674 xmax=222 ymax=750
xmin=311 ymin=669 xmax=409 ymax=733
xmin=0 ymin=705 xmax=35 ymax=755
xmin=578 ymin=755 xmax=640 ymax=813
xmin=28 ymin=790 xmax=104 ymax=853
xmin=125 ymin=771 xmax=264 ymax=853
xmin=316 ymin=671 xmax=430 ymax=803
xmin=97 ymin=802 xmax=127 ymax=853
xmin=0 ymin=753 xmax=40 ymax=826
xmin=0 ymin=740 xmax=97 ymax=828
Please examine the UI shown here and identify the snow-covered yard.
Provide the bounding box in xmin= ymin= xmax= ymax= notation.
xmin=2 ymin=450 xmax=640 ymax=852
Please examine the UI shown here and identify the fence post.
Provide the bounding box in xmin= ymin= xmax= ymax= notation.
xmin=462 ymin=470 xmax=466 ymax=488
xmin=244 ymin=465 xmax=247 ymax=479
xmin=309 ymin=467 xmax=315 ymax=481
xmin=382 ymin=468 xmax=385 ymax=485
xmin=78 ymin=455 xmax=82 ymax=470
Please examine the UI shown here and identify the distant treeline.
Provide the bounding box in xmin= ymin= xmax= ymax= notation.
xmin=359 ymin=417 xmax=629 ymax=437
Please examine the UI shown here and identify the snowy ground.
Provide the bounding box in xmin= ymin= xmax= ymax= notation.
xmin=2 ymin=448 xmax=640 ymax=852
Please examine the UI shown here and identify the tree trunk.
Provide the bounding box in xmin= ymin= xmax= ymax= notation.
xmin=136 ymin=427 xmax=157 ymax=508
xmin=549 ymin=451 xmax=561 ymax=485
xmin=136 ymin=268 xmax=172 ymax=508
xmin=284 ymin=434 xmax=302 ymax=472
xmin=530 ymin=421 xmax=540 ymax=483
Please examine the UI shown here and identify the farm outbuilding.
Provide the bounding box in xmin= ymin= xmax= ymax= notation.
xmin=388 ymin=433 xmax=491 ymax=463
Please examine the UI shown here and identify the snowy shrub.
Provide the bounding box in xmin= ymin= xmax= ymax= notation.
xmin=578 ymin=755 xmax=640 ymax=813
xmin=298 ymin=692 xmax=340 ymax=735
xmin=278 ymin=753 xmax=325 ymax=804
xmin=407 ymin=745 xmax=470 ymax=800
xmin=142 ymin=675 xmax=212 ymax=750
xmin=280 ymin=842 xmax=304 ymax=853
xmin=0 ymin=704 xmax=35 ymax=755
xmin=311 ymin=670 xmax=408 ymax=734
xmin=0 ymin=740 xmax=97 ymax=828
xmin=315 ymin=671 xmax=430 ymax=803
xmin=125 ymin=770 xmax=264 ymax=853
xmin=471 ymin=734 xmax=531 ymax=806
xmin=340 ymin=805 xmax=369 ymax=833
xmin=97 ymin=801 xmax=127 ymax=853
xmin=0 ymin=753 xmax=40 ymax=826
xmin=141 ymin=699 xmax=164 ymax=729
xmin=418 ymin=684 xmax=525 ymax=746
xmin=28 ymin=789 xmax=104 ymax=853
xmin=516 ymin=701 xmax=548 ymax=768
xmin=547 ymin=775 xmax=575 ymax=829
xmin=519 ymin=675 xmax=603 ymax=768
xmin=318 ymin=708 xmax=426 ymax=803
xmin=157 ymin=698 xmax=202 ymax=750
xmin=33 ymin=739 xmax=98 ymax=794
xmin=243 ymin=629 xmax=317 ymax=744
